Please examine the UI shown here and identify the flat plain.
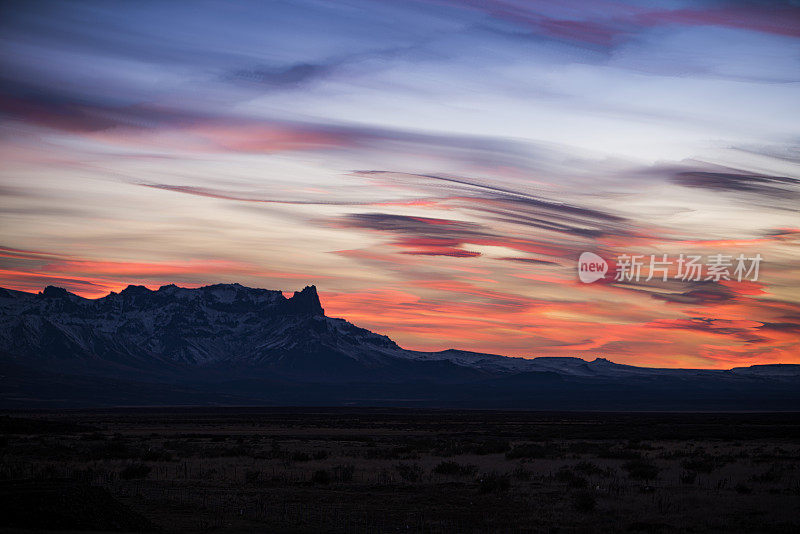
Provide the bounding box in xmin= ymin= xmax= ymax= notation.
xmin=1 ymin=409 xmax=799 ymax=533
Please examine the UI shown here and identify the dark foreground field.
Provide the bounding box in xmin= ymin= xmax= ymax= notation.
xmin=1 ymin=409 xmax=799 ymax=533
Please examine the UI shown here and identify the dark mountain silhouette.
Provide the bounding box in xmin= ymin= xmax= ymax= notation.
xmin=1 ymin=283 xmax=799 ymax=409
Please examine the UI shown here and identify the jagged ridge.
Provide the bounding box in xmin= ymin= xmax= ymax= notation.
xmin=0 ymin=284 xmax=402 ymax=380
xmin=1 ymin=283 xmax=799 ymax=384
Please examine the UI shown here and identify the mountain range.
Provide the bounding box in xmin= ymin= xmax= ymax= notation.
xmin=1 ymin=283 xmax=799 ymax=409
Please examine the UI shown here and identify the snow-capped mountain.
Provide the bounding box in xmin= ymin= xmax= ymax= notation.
xmin=0 ymin=284 xmax=411 ymax=379
xmin=1 ymin=283 xmax=798 ymax=409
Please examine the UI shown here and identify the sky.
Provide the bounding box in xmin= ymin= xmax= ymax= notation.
xmin=0 ymin=0 xmax=798 ymax=368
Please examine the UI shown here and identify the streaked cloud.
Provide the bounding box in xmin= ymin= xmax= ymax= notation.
xmin=0 ymin=0 xmax=798 ymax=368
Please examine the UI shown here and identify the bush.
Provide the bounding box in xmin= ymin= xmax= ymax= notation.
xmin=311 ymin=469 xmax=331 ymax=484
xmin=471 ymin=439 xmax=510 ymax=455
xmin=622 ymin=460 xmax=660 ymax=480
xmin=140 ymin=449 xmax=172 ymax=461
xmin=433 ymin=461 xmax=477 ymax=477
xmin=574 ymin=461 xmax=611 ymax=477
xmin=555 ymin=467 xmax=588 ymax=488
xmin=506 ymin=443 xmax=557 ymax=459
xmin=625 ymin=440 xmax=657 ymax=451
xmin=681 ymin=455 xmax=723 ymax=474
xmin=290 ymin=451 xmax=311 ymax=462
xmin=395 ymin=462 xmax=423 ymax=482
xmin=255 ymin=441 xmax=286 ymax=460
xmin=363 ymin=447 xmax=418 ymax=460
xmin=332 ymin=464 xmax=355 ymax=482
xmin=119 ymin=463 xmax=151 ymax=480
xmin=598 ymin=449 xmax=642 ymax=460
xmin=572 ymin=490 xmax=597 ymax=512
xmin=89 ymin=441 xmax=133 ymax=460
xmin=478 ymin=472 xmax=510 ymax=494
xmin=512 ymin=465 xmax=531 ymax=480
xmin=752 ymin=465 xmax=781 ymax=483
xmin=207 ymin=445 xmax=250 ymax=457
xmin=567 ymin=442 xmax=607 ymax=455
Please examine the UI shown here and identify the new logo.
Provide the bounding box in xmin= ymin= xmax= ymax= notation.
xmin=578 ymin=252 xmax=608 ymax=283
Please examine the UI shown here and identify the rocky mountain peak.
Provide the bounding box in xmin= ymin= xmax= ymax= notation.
xmin=286 ymin=285 xmax=324 ymax=316
xmin=120 ymin=284 xmax=152 ymax=296
xmin=40 ymin=286 xmax=71 ymax=299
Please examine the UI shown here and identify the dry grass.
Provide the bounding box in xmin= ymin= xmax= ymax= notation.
xmin=1 ymin=410 xmax=799 ymax=533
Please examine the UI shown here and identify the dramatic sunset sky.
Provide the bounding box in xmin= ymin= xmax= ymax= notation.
xmin=1 ymin=0 xmax=798 ymax=368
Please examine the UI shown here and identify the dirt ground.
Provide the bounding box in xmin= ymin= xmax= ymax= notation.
xmin=1 ymin=409 xmax=798 ymax=533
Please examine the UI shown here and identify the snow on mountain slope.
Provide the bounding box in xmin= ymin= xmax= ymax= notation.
xmin=0 ymin=284 xmax=401 ymax=374
xmin=1 ymin=284 xmax=797 ymax=383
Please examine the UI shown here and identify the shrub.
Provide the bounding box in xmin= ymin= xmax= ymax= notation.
xmin=332 ymin=464 xmax=355 ymax=482
xmin=681 ymin=455 xmax=723 ymax=474
xmin=478 ymin=472 xmax=510 ymax=494
xmin=622 ymin=460 xmax=660 ymax=480
xmin=311 ymin=469 xmax=331 ymax=485
xmin=567 ymin=442 xmax=606 ymax=455
xmin=207 ymin=445 xmax=250 ymax=457
xmin=512 ymin=465 xmax=531 ymax=480
xmin=598 ymin=449 xmax=642 ymax=460
xmin=245 ymin=469 xmax=261 ymax=483
xmin=752 ymin=466 xmax=781 ymax=483
xmin=574 ymin=461 xmax=611 ymax=477
xmin=290 ymin=451 xmax=311 ymax=462
xmin=363 ymin=447 xmax=418 ymax=460
xmin=140 ymin=449 xmax=173 ymax=461
xmin=395 ymin=462 xmax=423 ymax=482
xmin=506 ymin=443 xmax=556 ymax=459
xmin=89 ymin=441 xmax=132 ymax=460
xmin=471 ymin=439 xmax=510 ymax=455
xmin=625 ymin=440 xmax=657 ymax=451
xmin=572 ymin=490 xmax=597 ymax=512
xmin=433 ymin=461 xmax=477 ymax=477
xmin=555 ymin=467 xmax=588 ymax=488
xmin=119 ymin=463 xmax=151 ymax=480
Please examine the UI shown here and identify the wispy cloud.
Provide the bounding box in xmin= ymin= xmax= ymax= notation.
xmin=1 ymin=0 xmax=798 ymax=368
xmin=672 ymin=170 xmax=800 ymax=199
